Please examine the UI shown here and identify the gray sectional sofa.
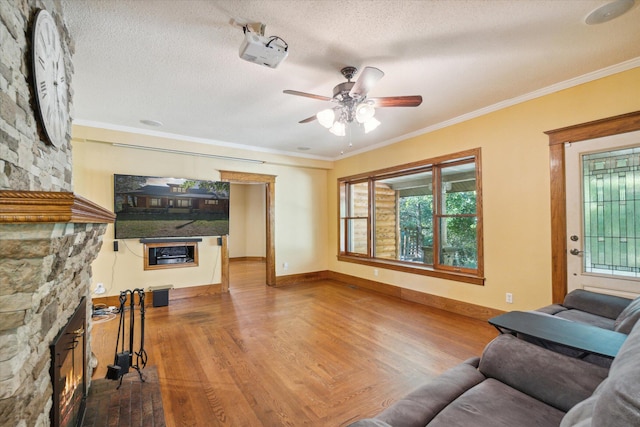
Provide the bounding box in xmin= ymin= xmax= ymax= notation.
xmin=349 ymin=316 xmax=640 ymax=427
xmin=537 ymin=289 xmax=640 ymax=334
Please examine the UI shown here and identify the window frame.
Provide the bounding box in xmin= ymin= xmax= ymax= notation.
xmin=337 ymin=148 xmax=484 ymax=285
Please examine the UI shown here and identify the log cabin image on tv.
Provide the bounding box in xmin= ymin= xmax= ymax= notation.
xmin=114 ymin=174 xmax=230 ymax=239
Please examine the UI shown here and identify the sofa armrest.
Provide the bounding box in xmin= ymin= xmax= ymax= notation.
xmin=374 ymin=358 xmax=484 ymax=427
xmin=479 ymin=334 xmax=609 ymax=412
xmin=563 ymin=289 xmax=631 ymax=320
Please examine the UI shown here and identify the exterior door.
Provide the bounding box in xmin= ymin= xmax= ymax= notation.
xmin=565 ymin=130 xmax=640 ymax=298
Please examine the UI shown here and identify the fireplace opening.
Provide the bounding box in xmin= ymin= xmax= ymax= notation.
xmin=50 ymin=298 xmax=87 ymax=427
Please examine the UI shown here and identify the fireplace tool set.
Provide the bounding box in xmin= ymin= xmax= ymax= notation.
xmin=106 ymin=288 xmax=147 ymax=387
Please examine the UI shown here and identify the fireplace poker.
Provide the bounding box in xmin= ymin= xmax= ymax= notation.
xmin=129 ymin=288 xmax=135 ymax=367
xmin=135 ymin=289 xmax=148 ymax=370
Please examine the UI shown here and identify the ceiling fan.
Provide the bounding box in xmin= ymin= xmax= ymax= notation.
xmin=283 ymin=66 xmax=422 ymax=136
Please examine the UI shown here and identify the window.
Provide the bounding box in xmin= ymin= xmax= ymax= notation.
xmin=176 ymin=199 xmax=191 ymax=208
xmin=150 ymin=198 xmax=161 ymax=207
xmin=205 ymin=199 xmax=219 ymax=205
xmin=338 ymin=148 xmax=484 ymax=285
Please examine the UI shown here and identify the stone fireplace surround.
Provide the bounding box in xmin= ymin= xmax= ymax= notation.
xmin=0 ymin=1 xmax=110 ymax=425
xmin=0 ymin=191 xmax=114 ymax=427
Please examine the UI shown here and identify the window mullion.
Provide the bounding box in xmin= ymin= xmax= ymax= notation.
xmin=433 ymin=165 xmax=442 ymax=267
xmin=368 ymin=178 xmax=374 ymax=257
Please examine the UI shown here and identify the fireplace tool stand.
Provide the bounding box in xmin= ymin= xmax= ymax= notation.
xmin=106 ymin=288 xmax=147 ymax=388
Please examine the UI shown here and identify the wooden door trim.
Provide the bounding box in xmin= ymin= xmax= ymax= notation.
xmin=545 ymin=111 xmax=640 ymax=303
xmin=220 ymin=171 xmax=277 ymax=286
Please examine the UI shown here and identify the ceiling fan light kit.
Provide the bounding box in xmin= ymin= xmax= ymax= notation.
xmin=355 ymin=103 xmax=375 ymax=123
xmin=284 ymin=66 xmax=422 ymax=138
xmin=317 ymin=109 xmax=336 ymax=128
xmin=363 ymin=117 xmax=381 ymax=134
xmin=329 ymin=121 xmax=346 ymax=137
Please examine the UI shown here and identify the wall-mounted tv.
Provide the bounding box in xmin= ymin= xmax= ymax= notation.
xmin=114 ymin=174 xmax=230 ymax=239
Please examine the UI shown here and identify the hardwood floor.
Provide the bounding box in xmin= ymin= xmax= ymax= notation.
xmin=90 ymin=261 xmax=498 ymax=426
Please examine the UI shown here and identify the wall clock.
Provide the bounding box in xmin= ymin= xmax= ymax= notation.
xmin=32 ymin=9 xmax=69 ymax=148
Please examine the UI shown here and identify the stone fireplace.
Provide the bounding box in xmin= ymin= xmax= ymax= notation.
xmin=0 ymin=192 xmax=114 ymax=426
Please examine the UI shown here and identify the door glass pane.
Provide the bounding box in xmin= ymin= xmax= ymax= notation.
xmin=582 ymin=146 xmax=640 ymax=278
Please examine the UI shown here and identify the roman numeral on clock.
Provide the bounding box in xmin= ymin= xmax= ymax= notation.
xmin=39 ymin=81 xmax=47 ymax=97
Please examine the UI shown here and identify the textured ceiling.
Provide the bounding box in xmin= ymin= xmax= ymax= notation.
xmin=62 ymin=0 xmax=640 ymax=159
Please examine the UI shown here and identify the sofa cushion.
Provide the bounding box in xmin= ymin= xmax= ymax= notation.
xmin=427 ymin=379 xmax=565 ymax=427
xmin=554 ymin=309 xmax=616 ymax=330
xmin=613 ymin=296 xmax=640 ymax=334
xmin=479 ymin=334 xmax=608 ymax=412
xmin=374 ymin=358 xmax=484 ymax=427
xmin=559 ymin=393 xmax=597 ymax=427
xmin=591 ymin=320 xmax=640 ymax=425
xmin=563 ymin=289 xmax=631 ymax=320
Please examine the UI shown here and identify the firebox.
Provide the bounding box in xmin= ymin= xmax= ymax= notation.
xmin=50 ymin=298 xmax=87 ymax=427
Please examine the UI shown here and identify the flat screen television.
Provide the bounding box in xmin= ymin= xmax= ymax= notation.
xmin=113 ymin=174 xmax=230 ymax=239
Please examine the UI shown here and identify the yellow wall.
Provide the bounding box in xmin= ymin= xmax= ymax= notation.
xmin=328 ymin=67 xmax=640 ymax=312
xmin=72 ymin=126 xmax=331 ymax=296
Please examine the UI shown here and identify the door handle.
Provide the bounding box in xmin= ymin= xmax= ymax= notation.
xmin=569 ymin=248 xmax=583 ymax=256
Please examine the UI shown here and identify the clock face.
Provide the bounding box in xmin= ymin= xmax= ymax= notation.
xmin=32 ymin=9 xmax=69 ymax=148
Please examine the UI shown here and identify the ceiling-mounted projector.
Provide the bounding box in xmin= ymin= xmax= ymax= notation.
xmin=239 ymin=30 xmax=288 ymax=69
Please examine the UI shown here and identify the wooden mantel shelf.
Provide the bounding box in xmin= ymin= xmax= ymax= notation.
xmin=0 ymin=191 xmax=115 ymax=224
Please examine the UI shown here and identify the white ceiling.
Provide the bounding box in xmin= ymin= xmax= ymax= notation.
xmin=62 ymin=0 xmax=640 ymax=160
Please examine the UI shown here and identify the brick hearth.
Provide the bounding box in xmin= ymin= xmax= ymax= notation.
xmin=82 ymin=367 xmax=165 ymax=427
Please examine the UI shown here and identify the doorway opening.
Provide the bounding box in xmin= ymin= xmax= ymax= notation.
xmin=229 ymin=182 xmax=267 ymax=289
xmin=220 ymin=171 xmax=276 ymax=288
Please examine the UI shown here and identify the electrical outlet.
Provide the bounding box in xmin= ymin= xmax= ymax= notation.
xmin=506 ymin=292 xmax=513 ymax=304
xmin=95 ymin=283 xmax=106 ymax=295
xmin=283 ymin=262 xmax=289 ymax=270
xmin=373 ymin=268 xmax=379 ymax=277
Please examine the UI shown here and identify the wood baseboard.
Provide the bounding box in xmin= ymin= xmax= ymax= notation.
xmin=170 ymin=283 xmax=223 ymax=300
xmin=91 ymin=283 xmax=223 ymax=308
xmin=91 ymin=294 xmax=123 ymax=308
xmin=326 ymin=271 xmax=401 ymax=298
xmin=326 ymin=271 xmax=504 ymax=321
xmin=275 ymin=270 xmax=329 ymax=286
xmin=400 ymin=288 xmax=504 ymax=321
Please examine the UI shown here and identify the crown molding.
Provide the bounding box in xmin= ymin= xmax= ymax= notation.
xmin=0 ymin=191 xmax=115 ymax=224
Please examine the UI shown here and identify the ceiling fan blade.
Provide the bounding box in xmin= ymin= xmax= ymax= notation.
xmin=349 ymin=66 xmax=384 ymax=98
xmin=299 ymin=115 xmax=318 ymax=124
xmin=370 ymin=95 xmax=423 ymax=107
xmin=283 ymin=90 xmax=331 ymax=101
